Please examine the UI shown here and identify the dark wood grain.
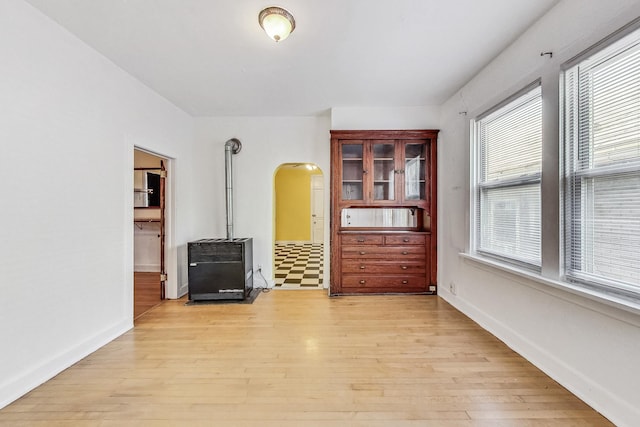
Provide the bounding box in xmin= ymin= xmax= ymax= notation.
xmin=330 ymin=129 xmax=439 ymax=295
xmin=134 ymin=271 xmax=162 ymax=319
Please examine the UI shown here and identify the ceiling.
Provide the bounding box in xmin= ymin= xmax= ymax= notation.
xmin=24 ymin=0 xmax=561 ymax=117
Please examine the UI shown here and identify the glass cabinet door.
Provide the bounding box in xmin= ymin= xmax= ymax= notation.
xmin=404 ymin=143 xmax=426 ymax=201
xmin=341 ymin=143 xmax=363 ymax=200
xmin=373 ymin=143 xmax=396 ymax=201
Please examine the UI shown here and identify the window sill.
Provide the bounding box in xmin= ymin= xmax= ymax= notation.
xmin=459 ymin=252 xmax=640 ymax=325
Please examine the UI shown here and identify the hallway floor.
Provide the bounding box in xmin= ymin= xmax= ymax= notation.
xmin=133 ymin=272 xmax=162 ymax=319
xmin=274 ymin=242 xmax=323 ymax=289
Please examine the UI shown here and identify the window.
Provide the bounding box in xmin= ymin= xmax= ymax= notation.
xmin=473 ymin=85 xmax=542 ymax=268
xmin=563 ymin=28 xmax=640 ymax=299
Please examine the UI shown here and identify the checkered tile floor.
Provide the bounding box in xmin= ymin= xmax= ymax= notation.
xmin=274 ymin=243 xmax=323 ymax=288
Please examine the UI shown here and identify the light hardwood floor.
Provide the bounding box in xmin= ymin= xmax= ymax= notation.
xmin=0 ymin=291 xmax=612 ymax=426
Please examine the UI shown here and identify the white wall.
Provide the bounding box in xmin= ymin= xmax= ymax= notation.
xmin=331 ymin=106 xmax=440 ymax=130
xmin=134 ymin=223 xmax=161 ymax=272
xmin=438 ymin=1 xmax=640 ymax=426
xmin=193 ymin=115 xmax=331 ymax=286
xmin=193 ymin=108 xmax=438 ymax=287
xmin=5 ymin=0 xmax=640 ymax=423
xmin=0 ymin=0 xmax=195 ymax=408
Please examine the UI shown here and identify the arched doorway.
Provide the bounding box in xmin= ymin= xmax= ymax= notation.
xmin=273 ymin=163 xmax=324 ymax=289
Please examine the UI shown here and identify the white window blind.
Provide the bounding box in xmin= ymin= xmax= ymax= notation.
xmin=563 ymin=28 xmax=640 ymax=298
xmin=475 ymin=85 xmax=542 ymax=268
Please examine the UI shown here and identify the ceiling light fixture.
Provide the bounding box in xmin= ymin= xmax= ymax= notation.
xmin=258 ymin=6 xmax=295 ymax=42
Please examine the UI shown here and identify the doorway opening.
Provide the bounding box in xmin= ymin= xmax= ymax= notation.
xmin=273 ymin=163 xmax=324 ymax=289
xmin=133 ymin=148 xmax=167 ymax=319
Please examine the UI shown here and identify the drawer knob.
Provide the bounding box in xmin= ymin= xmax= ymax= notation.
xmin=403 ymin=238 xmax=410 ymax=242
xmin=401 ymin=266 xmax=408 ymax=270
xmin=360 ymin=265 xmax=366 ymax=269
xmin=360 ymin=251 xmax=366 ymax=255
xmin=357 ymin=239 xmax=365 ymax=243
xmin=402 ymin=280 xmax=408 ymax=284
xmin=402 ymin=251 xmax=408 ymax=255
xmin=359 ymin=280 xmax=366 ymax=285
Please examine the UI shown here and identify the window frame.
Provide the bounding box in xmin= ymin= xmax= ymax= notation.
xmin=561 ymin=24 xmax=640 ymax=301
xmin=462 ymin=18 xmax=640 ymax=314
xmin=471 ymin=82 xmax=543 ymax=271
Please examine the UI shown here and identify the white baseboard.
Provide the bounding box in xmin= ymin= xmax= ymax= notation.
xmin=177 ymin=282 xmax=189 ymax=298
xmin=275 ymin=240 xmax=312 ymax=245
xmin=438 ymin=292 xmax=639 ymax=427
xmin=0 ymin=319 xmax=131 ymax=410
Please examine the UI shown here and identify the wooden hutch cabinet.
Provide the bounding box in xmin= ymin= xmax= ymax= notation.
xmin=330 ymin=130 xmax=438 ymax=295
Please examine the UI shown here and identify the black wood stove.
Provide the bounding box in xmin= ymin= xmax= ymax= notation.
xmin=187 ymin=238 xmax=253 ymax=301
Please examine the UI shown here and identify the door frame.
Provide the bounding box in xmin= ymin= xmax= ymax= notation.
xmin=132 ymin=147 xmax=178 ymax=302
xmin=310 ymin=173 xmax=324 ymax=244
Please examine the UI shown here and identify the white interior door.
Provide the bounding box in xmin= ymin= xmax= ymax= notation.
xmin=311 ymin=174 xmax=324 ymax=244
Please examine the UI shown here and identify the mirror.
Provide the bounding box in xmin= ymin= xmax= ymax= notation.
xmin=134 ymin=169 xmax=161 ymax=207
xmin=341 ymin=208 xmax=418 ymax=228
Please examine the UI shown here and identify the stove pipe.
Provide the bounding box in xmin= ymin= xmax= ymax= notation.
xmin=224 ymin=138 xmax=242 ymax=239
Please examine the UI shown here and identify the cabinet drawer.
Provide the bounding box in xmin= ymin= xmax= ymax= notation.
xmin=342 ymin=260 xmax=425 ymax=274
xmin=384 ymin=234 xmax=426 ymax=245
xmin=342 ymin=245 xmax=425 ymax=259
xmin=342 ymin=275 xmax=426 ymax=289
xmin=341 ymin=234 xmax=383 ymax=245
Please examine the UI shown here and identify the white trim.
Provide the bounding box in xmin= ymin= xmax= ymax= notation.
xmin=562 ymin=16 xmax=640 ymax=70
xmin=0 ymin=320 xmax=131 ymax=409
xmin=560 ymin=28 xmax=640 ymax=299
xmin=471 ymin=83 xmax=543 ymax=268
xmin=133 ymin=147 xmax=178 ymax=299
xmin=478 ymin=172 xmax=540 ymax=189
xmin=459 ymin=252 xmax=640 ymax=324
xmin=439 ymin=287 xmax=639 ymax=427
xmin=310 ymin=173 xmax=324 ymax=245
xmin=475 ymin=79 xmax=542 ymax=120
